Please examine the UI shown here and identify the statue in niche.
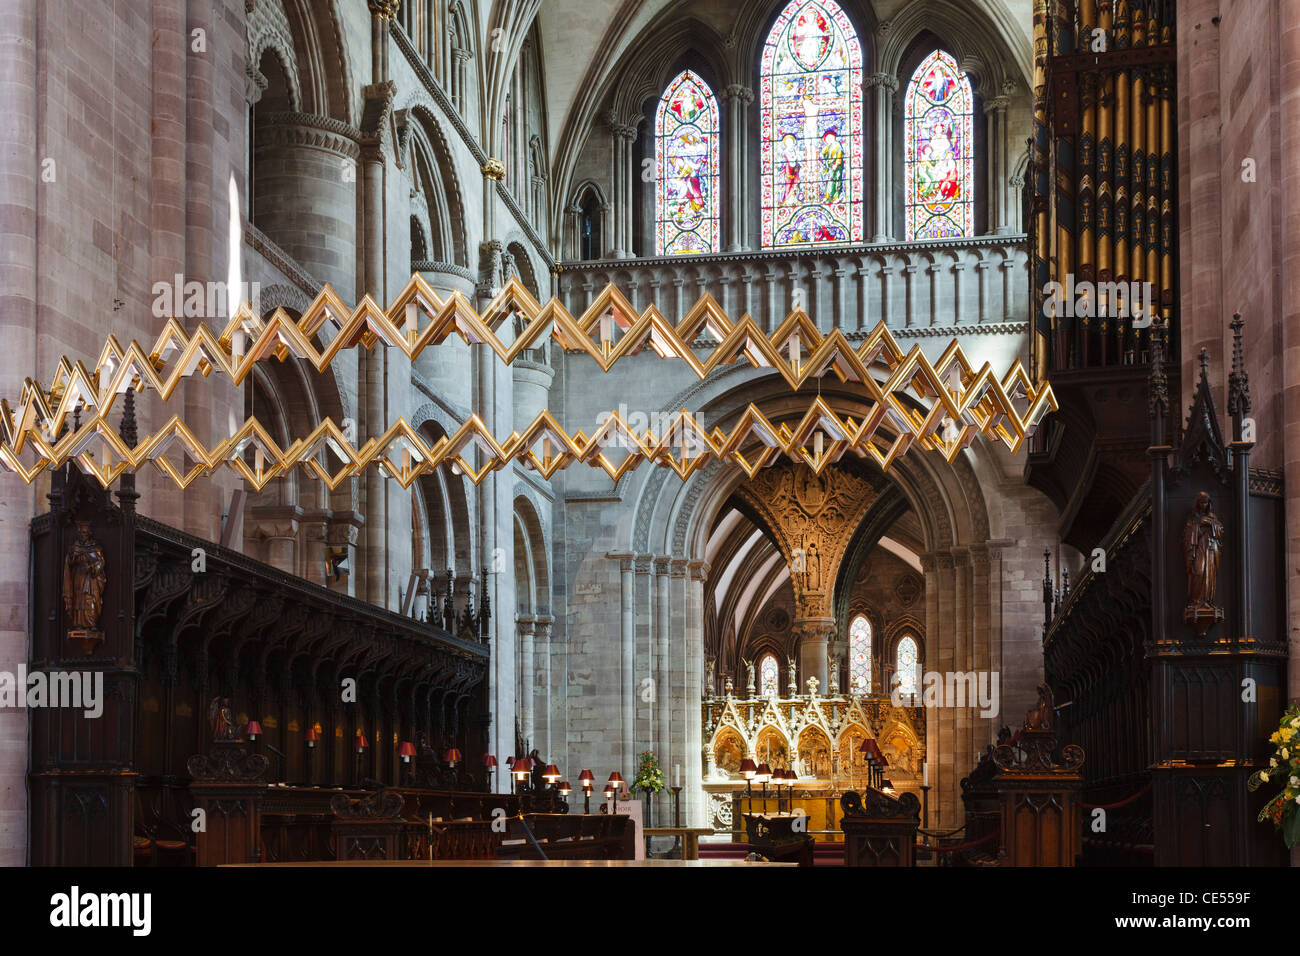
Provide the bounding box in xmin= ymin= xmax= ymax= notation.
xmin=1025 ymin=682 xmax=1054 ymax=731
xmin=1183 ymin=491 xmax=1223 ymax=611
xmin=805 ymin=541 xmax=822 ymax=591
xmin=208 ymin=696 xmax=237 ymax=741
xmin=64 ymin=521 xmax=106 ymax=654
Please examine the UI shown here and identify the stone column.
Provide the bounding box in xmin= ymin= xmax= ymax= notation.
xmin=866 ymin=73 xmax=899 ymax=242
xmin=1281 ymin=0 xmax=1300 ymax=731
xmin=685 ymin=562 xmax=708 ymax=826
xmin=564 ymin=202 xmax=582 ymax=259
xmin=985 ymin=90 xmax=1013 ymax=234
xmin=635 ymin=555 xmax=656 ymax=767
xmin=360 ymin=136 xmax=388 ymax=606
xmin=722 ymin=84 xmax=754 ymax=251
xmin=535 ymin=614 xmax=554 ymax=756
xmin=796 ymin=618 xmax=835 ymax=690
xmin=452 ymin=47 xmax=470 ymax=113
xmin=0 ymin=0 xmax=36 ymax=868
xmin=654 ymin=558 xmax=671 ymax=785
xmin=610 ymin=552 xmax=636 ymax=775
xmin=517 ymin=615 xmax=536 ymax=748
xmin=606 ymin=113 xmax=639 ymax=258
xmin=1000 ymin=258 xmax=1018 ymax=322
xmin=933 ymin=552 xmax=956 ymax=826
xmin=670 ymin=559 xmax=690 ymax=813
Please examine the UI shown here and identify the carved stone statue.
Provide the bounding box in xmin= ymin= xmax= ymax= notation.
xmin=806 ymin=675 xmax=819 ymax=696
xmin=1025 ymin=682 xmax=1054 ymax=731
xmin=724 ymin=675 xmax=734 ymax=697
xmin=828 ymin=654 xmax=840 ymax=694
xmin=743 ymin=658 xmax=756 ymax=696
xmin=64 ymin=521 xmax=106 ymax=654
xmin=208 ymin=696 xmax=237 ymax=741
xmin=705 ymin=658 xmax=715 ymax=698
xmin=787 ymin=657 xmax=798 ymax=695
xmin=1183 ymin=491 xmax=1223 ymax=610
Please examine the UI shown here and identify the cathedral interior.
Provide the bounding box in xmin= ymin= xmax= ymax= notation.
xmin=1 ymin=0 xmax=1298 ymax=899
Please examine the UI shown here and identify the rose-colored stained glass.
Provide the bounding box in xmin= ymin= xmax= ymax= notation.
xmin=655 ymin=70 xmax=720 ymax=255
xmin=904 ymin=50 xmax=974 ymax=239
xmin=760 ymin=0 xmax=863 ymax=248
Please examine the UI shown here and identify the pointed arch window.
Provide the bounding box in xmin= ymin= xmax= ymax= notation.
xmin=760 ymin=653 xmax=779 ymax=697
xmin=848 ymin=615 xmax=871 ymax=694
xmin=904 ymin=50 xmax=974 ymax=239
xmin=895 ymin=634 xmax=920 ymax=700
xmin=655 ymin=70 xmax=721 ymax=255
xmin=760 ymin=0 xmax=864 ymax=248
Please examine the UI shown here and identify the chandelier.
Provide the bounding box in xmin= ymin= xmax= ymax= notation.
xmin=0 ymin=276 xmax=1055 ymax=488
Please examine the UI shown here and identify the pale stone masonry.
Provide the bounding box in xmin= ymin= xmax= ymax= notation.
xmin=2 ymin=0 xmax=1293 ymax=865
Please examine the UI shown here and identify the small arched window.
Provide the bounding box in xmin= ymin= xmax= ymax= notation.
xmin=579 ymin=192 xmax=602 ymax=261
xmin=904 ymin=50 xmax=974 ymax=239
xmin=655 ymin=70 xmax=721 ymax=255
xmin=848 ymin=615 xmax=871 ymax=694
xmin=895 ymin=634 xmax=920 ymax=700
xmin=760 ymin=654 xmax=779 ymax=697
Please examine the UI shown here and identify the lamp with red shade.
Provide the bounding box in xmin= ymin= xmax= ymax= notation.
xmin=542 ymin=763 xmax=561 ymax=784
xmin=607 ymin=771 xmax=624 ymax=815
xmin=445 ymin=748 xmax=462 ymax=768
xmin=578 ymin=769 xmax=594 ymax=812
xmin=399 ymin=742 xmax=416 ymax=763
xmin=245 ymin=720 xmax=262 ymax=742
xmin=304 ymin=727 xmax=320 ymax=748
xmin=859 ymin=737 xmax=887 ymax=790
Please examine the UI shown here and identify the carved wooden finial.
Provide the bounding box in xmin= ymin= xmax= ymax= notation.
xmin=1228 ymin=312 xmax=1251 ymax=419
xmin=1147 ymin=315 xmax=1168 ymax=419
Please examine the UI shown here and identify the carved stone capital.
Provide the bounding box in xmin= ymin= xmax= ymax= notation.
xmin=723 ymin=84 xmax=755 ymax=104
xmin=865 ymin=72 xmax=899 ymax=94
xmin=367 ymin=0 xmax=401 ymax=21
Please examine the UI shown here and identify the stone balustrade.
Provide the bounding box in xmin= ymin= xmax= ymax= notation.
xmin=557 ymin=236 xmax=1030 ymax=341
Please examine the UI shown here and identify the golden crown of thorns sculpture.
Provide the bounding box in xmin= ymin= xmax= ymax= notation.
xmin=0 ymin=275 xmax=1055 ymax=488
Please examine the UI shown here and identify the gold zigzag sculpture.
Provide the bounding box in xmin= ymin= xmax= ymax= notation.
xmin=0 ymin=275 xmax=1056 ymax=488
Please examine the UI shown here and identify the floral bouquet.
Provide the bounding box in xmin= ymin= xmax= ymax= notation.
xmin=1247 ymin=703 xmax=1300 ymax=848
xmin=632 ymin=750 xmax=665 ymax=794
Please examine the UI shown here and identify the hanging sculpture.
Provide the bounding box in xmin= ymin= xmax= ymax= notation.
xmin=0 ymin=276 xmax=1055 ymax=488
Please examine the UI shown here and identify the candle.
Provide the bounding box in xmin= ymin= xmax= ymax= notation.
xmin=923 ymin=762 xmax=929 ymax=787
xmin=674 ymin=763 xmax=681 ymax=788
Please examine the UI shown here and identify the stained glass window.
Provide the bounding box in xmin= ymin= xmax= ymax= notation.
xmin=848 ymin=615 xmax=871 ymax=694
xmin=760 ymin=654 xmax=779 ymax=697
xmin=904 ymin=50 xmax=974 ymax=239
xmin=895 ymin=635 xmax=919 ymax=700
xmin=655 ymin=70 xmax=720 ymax=255
xmin=760 ymin=0 xmax=863 ymax=248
